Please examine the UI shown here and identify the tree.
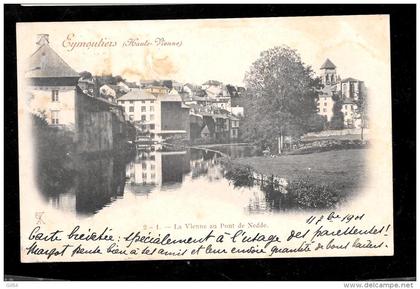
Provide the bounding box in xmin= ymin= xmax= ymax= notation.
xmin=79 ymin=70 xmax=93 ymax=80
xmin=307 ymin=114 xmax=327 ymax=132
xmin=241 ymin=46 xmax=322 ymax=152
xmin=329 ymin=94 xmax=344 ymax=130
xmin=355 ymin=82 xmax=368 ymax=140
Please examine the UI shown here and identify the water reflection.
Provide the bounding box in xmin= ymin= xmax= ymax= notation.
xmin=248 ymin=184 xmax=294 ymax=213
xmin=125 ymin=150 xmax=191 ymax=192
xmin=38 ymin=145 xmax=296 ymax=217
xmin=75 ymin=156 xmax=126 ymax=215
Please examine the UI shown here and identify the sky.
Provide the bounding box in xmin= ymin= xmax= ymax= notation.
xmin=17 ymin=15 xmax=390 ymax=88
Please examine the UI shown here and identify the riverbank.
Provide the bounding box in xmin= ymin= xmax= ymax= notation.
xmin=191 ymin=142 xmax=250 ymax=149
xmin=225 ymin=148 xmax=367 ymax=196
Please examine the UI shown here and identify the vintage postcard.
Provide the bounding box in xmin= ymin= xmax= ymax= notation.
xmin=17 ymin=15 xmax=393 ymax=262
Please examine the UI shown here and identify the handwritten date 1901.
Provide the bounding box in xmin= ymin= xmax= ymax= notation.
xmin=306 ymin=212 xmax=365 ymax=225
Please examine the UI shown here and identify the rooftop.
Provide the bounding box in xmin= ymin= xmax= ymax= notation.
xmin=26 ymin=41 xmax=79 ymax=78
xmin=341 ymin=77 xmax=359 ymax=83
xmin=320 ymin=58 xmax=337 ymax=70
xmin=118 ymin=89 xmax=156 ymax=101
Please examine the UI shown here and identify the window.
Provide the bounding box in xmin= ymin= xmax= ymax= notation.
xmin=142 ymin=163 xmax=147 ymax=169
xmin=141 ymin=115 xmax=146 ymax=121
xmin=120 ymin=100 xmax=125 ymax=104
xmin=141 ymin=106 xmax=146 ymax=112
xmin=129 ymin=101 xmax=134 ymax=104
xmin=141 ymin=101 xmax=145 ymax=104
xmin=150 ymin=114 xmax=154 ymax=121
xmin=129 ymin=106 xmax=134 ymax=113
xmin=150 ymin=106 xmax=154 ymax=112
xmin=150 ymin=100 xmax=154 ymax=104
xmin=324 ymin=102 xmax=327 ymax=106
xmin=151 ymin=164 xmax=155 ymax=170
xmin=151 ymin=173 xmax=155 ymax=179
xmin=51 ymin=110 xmax=59 ymax=124
xmin=142 ymin=173 xmax=147 ymax=179
xmin=51 ymin=90 xmax=59 ymax=102
xmin=150 ymin=124 xmax=155 ymax=130
xmin=323 ymin=108 xmax=327 ymax=112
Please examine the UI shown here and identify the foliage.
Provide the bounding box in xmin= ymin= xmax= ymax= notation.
xmin=241 ymin=46 xmax=322 ymax=148
xmin=114 ymin=75 xmax=125 ymax=83
xmin=222 ymin=158 xmax=341 ymax=210
xmin=329 ymin=94 xmax=344 ymax=129
xmin=32 ymin=113 xmax=76 ymax=197
xmin=289 ymin=139 xmax=368 ymax=155
xmin=79 ymin=70 xmax=93 ymax=79
xmin=354 ymin=82 xmax=368 ymax=139
xmin=223 ymin=162 xmax=254 ymax=187
xmin=306 ymin=114 xmax=327 ymax=132
xmin=288 ymin=178 xmax=339 ymax=209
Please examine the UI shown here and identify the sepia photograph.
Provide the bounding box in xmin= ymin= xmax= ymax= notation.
xmin=15 ymin=14 xmax=394 ymax=263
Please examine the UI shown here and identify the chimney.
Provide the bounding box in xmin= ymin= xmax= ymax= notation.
xmin=36 ymin=34 xmax=49 ymax=46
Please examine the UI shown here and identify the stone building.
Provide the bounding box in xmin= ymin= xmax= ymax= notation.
xmin=117 ymin=86 xmax=190 ymax=142
xmin=317 ymin=58 xmax=365 ymax=129
xmin=26 ymin=34 xmax=80 ymax=130
xmin=26 ymin=34 xmax=134 ymax=153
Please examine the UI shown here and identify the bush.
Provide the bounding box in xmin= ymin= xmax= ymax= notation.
xmin=223 ymin=163 xmax=254 ymax=187
xmin=288 ymin=178 xmax=339 ymax=209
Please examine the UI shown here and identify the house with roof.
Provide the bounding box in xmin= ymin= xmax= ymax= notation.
xmin=26 ymin=34 xmax=80 ymax=129
xmin=189 ymin=106 xmax=240 ymax=143
xmin=317 ymin=58 xmax=365 ymax=128
xmin=99 ymin=81 xmax=132 ymax=101
xmin=336 ymin=78 xmax=365 ymax=128
xmin=117 ymin=88 xmax=190 ymax=142
xmin=26 ymin=34 xmax=135 ymax=153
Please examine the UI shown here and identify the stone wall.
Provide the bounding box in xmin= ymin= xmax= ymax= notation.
xmin=76 ymin=88 xmax=132 ymax=154
xmin=304 ymin=128 xmax=370 ymax=138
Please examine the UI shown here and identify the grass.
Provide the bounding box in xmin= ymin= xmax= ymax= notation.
xmin=231 ymin=148 xmax=367 ymax=196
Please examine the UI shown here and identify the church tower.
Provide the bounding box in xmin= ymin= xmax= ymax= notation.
xmin=320 ymin=58 xmax=337 ymax=86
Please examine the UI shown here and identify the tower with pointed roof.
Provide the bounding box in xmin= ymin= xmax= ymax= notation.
xmin=320 ymin=58 xmax=338 ymax=86
xmin=26 ymin=34 xmax=80 ymax=129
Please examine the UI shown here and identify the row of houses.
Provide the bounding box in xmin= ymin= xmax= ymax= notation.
xmin=29 ymin=35 xmax=365 ymax=149
xmin=79 ymin=66 xmax=245 ymax=143
xmin=113 ymin=82 xmax=244 ymax=144
xmin=25 ymin=34 xmax=245 ymax=150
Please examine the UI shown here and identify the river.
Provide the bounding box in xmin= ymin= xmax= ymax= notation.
xmin=38 ymin=145 xmax=295 ymax=217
